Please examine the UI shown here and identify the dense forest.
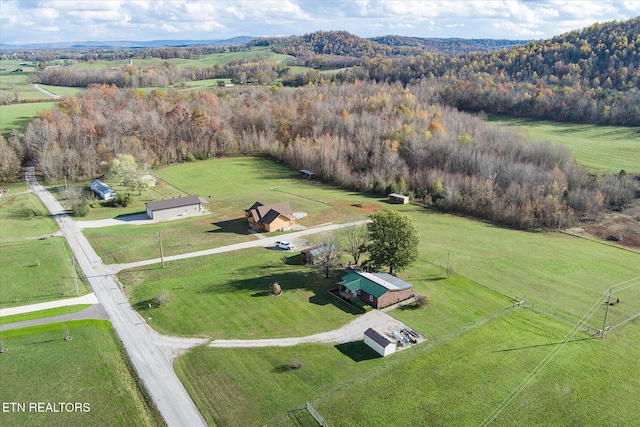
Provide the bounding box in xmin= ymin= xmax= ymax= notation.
xmin=2 ymin=81 xmax=634 ymax=230
xmin=1 ymin=18 xmax=637 ymax=230
xmin=26 ymin=18 xmax=640 ymax=125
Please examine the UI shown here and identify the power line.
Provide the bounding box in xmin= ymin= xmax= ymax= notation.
xmin=478 ymin=276 xmax=640 ymax=427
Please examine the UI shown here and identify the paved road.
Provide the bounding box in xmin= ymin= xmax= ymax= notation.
xmin=0 ymin=304 xmax=109 ymax=332
xmin=30 ymin=173 xmax=207 ymax=427
xmin=107 ymin=220 xmax=370 ymax=274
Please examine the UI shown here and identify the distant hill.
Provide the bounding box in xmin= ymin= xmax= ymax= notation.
xmin=0 ymin=36 xmax=255 ymax=50
xmin=253 ymin=31 xmax=527 ymax=57
xmin=371 ymin=36 xmax=528 ymax=55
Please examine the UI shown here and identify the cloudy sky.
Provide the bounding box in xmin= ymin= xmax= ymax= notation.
xmin=1 ymin=0 xmax=639 ymax=45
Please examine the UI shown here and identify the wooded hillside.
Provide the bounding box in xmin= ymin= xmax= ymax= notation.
xmin=5 ymin=82 xmax=634 ymax=230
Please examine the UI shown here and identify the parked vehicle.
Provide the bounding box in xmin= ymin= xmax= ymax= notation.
xmin=275 ymin=241 xmax=294 ymax=250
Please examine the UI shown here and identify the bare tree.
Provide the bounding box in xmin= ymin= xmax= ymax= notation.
xmin=312 ymin=233 xmax=341 ymax=279
xmin=343 ymin=224 xmax=368 ymax=266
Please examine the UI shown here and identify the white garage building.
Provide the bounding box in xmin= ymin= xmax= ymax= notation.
xmin=146 ymin=196 xmax=209 ymax=221
xmin=363 ymin=327 xmax=397 ymax=357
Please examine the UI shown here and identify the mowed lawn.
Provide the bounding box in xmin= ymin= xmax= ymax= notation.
xmin=488 ymin=115 xmax=640 ymax=174
xmin=313 ymin=310 xmax=640 ymax=427
xmin=85 ymin=157 xmax=384 ymax=264
xmin=119 ymin=248 xmax=362 ymax=339
xmin=0 ymin=320 xmax=163 ymax=427
xmin=0 ymin=101 xmax=57 ymax=138
xmin=396 ymin=205 xmax=640 ymax=331
xmin=176 ymin=310 xmax=640 ymax=426
xmin=0 ymin=183 xmax=58 ymax=238
xmin=0 ymin=237 xmax=90 ymax=306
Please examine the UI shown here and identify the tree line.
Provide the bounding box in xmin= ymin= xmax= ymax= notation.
xmin=2 ymin=81 xmax=634 ymax=230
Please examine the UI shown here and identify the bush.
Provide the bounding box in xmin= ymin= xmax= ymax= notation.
xmin=153 ymin=290 xmax=172 ymax=307
xmin=290 ymin=359 xmax=301 ymax=370
xmin=414 ymin=295 xmax=428 ymax=309
xmin=72 ymin=199 xmax=91 ymax=217
xmin=110 ymin=193 xmax=132 ymax=207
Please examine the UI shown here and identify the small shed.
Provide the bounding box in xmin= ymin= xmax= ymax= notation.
xmin=364 ymin=328 xmax=397 ymax=357
xmin=300 ymin=244 xmax=336 ymax=264
xmin=388 ymin=193 xmax=409 ymax=204
xmin=146 ymin=195 xmax=209 ymax=220
xmin=299 ymin=170 xmax=316 ymax=179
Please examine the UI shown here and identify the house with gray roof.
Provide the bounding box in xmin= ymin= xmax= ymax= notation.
xmin=146 ymin=195 xmax=209 ymax=221
xmin=245 ymin=201 xmax=296 ymax=232
xmin=90 ymin=179 xmax=116 ymax=201
xmin=339 ymin=271 xmax=413 ymax=309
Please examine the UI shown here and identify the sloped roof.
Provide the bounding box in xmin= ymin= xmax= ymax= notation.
xmin=246 ymin=201 xmax=293 ymax=225
xmin=147 ymin=195 xmax=208 ymax=212
xmin=339 ymin=271 xmax=412 ymax=298
xmin=364 ymin=328 xmax=394 ymax=348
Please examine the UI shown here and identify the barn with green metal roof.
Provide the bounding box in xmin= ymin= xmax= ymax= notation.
xmin=338 ymin=271 xmax=413 ymax=309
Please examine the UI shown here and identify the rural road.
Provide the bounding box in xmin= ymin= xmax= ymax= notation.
xmin=28 ymin=169 xmax=207 ymax=427
xmin=32 ymin=84 xmax=61 ymax=99
xmin=106 ymin=219 xmax=370 ymax=274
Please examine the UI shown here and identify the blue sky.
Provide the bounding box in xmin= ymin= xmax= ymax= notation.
xmin=1 ymin=1 xmax=638 ymax=45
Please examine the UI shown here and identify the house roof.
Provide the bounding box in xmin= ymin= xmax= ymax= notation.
xmin=364 ymin=328 xmax=394 ymax=348
xmin=147 ymin=195 xmax=208 ymax=212
xmin=389 ymin=193 xmax=409 ymax=199
xmin=301 ymin=244 xmax=336 ymax=257
xmin=246 ymin=201 xmax=294 ymax=225
xmin=91 ymin=179 xmax=115 ymax=194
xmin=339 ymin=271 xmax=413 ymax=298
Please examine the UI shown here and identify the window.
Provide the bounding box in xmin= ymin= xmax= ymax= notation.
xmin=369 ymin=295 xmax=374 ymax=302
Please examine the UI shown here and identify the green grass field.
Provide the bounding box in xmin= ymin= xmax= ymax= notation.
xmin=38 ymin=84 xmax=84 ymax=97
xmin=0 ymin=320 xmax=163 ymax=427
xmin=0 ymin=237 xmax=90 ymax=306
xmin=175 ymin=310 xmax=640 ymax=426
xmin=488 ymin=115 xmax=640 ymax=174
xmin=84 ymin=157 xmax=384 ymax=264
xmin=314 ymin=310 xmax=640 ymax=426
xmin=0 ymin=101 xmax=57 ymax=138
xmin=120 ymin=248 xmax=362 ymax=339
xmin=0 ymin=183 xmax=58 ymax=238
xmin=114 ymin=157 xmax=640 ymax=426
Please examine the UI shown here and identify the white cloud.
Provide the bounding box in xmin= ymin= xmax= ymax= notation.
xmin=0 ymin=0 xmax=637 ymax=44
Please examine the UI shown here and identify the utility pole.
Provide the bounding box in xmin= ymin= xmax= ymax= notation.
xmin=600 ymin=287 xmax=612 ymax=338
xmin=158 ymin=232 xmax=165 ymax=268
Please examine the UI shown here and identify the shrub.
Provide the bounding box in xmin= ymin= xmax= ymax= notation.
xmin=290 ymin=359 xmax=301 ymax=370
xmin=153 ymin=290 xmax=172 ymax=307
xmin=72 ymin=199 xmax=91 ymax=217
xmin=111 ymin=193 xmax=133 ymax=207
xmin=414 ymin=295 xmax=428 ymax=309
xmin=269 ymin=282 xmax=282 ymax=295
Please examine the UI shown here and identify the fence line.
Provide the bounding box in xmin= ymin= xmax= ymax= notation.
xmin=307 ymin=402 xmax=328 ymax=427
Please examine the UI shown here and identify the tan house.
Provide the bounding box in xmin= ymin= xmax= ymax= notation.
xmin=245 ymin=201 xmax=296 ymax=232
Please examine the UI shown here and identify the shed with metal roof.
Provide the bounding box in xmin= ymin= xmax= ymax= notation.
xmin=146 ymin=195 xmax=209 ymax=221
xmin=339 ymin=271 xmax=413 ymax=309
xmin=363 ymin=327 xmax=397 ymax=357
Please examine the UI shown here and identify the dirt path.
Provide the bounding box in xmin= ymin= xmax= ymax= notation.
xmin=32 ymin=84 xmax=61 ymax=99
xmin=209 ymin=310 xmax=424 ymax=349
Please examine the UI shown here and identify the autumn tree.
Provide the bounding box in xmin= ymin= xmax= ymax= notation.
xmin=362 ymin=210 xmax=419 ymax=274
